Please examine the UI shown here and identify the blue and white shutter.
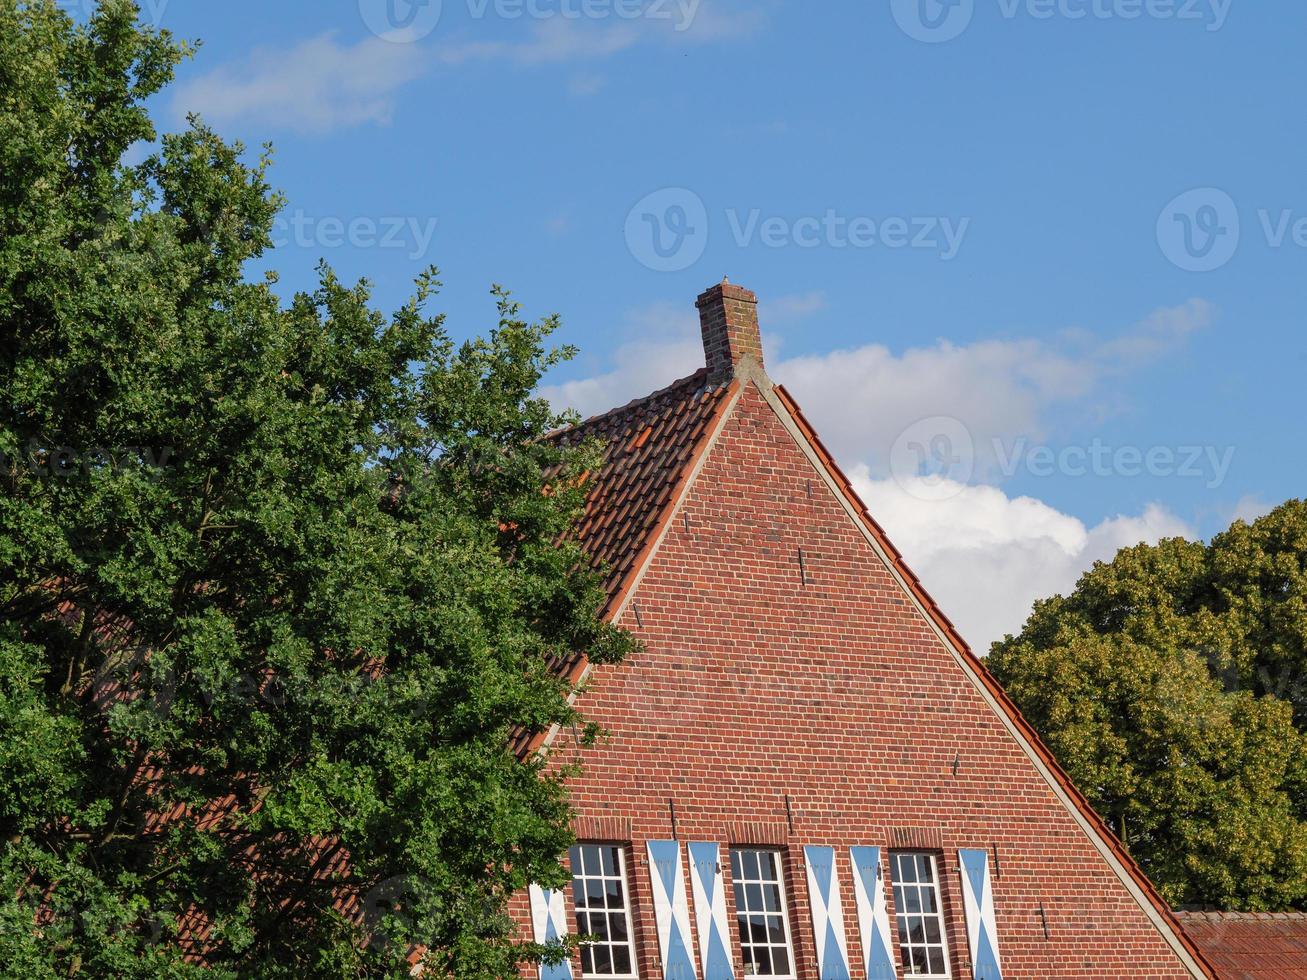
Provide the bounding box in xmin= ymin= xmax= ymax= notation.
xmin=803 ymin=846 xmax=852 ymax=980
xmin=528 ymin=883 xmax=574 ymax=980
xmin=647 ymin=840 xmax=699 ymax=980
xmin=849 ymin=846 xmax=897 ymax=980
xmin=958 ymin=849 xmax=1004 ymax=980
xmin=687 ymin=842 xmax=735 ymax=980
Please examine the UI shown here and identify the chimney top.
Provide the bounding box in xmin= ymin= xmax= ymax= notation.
xmin=696 ymin=279 xmax=762 ymax=384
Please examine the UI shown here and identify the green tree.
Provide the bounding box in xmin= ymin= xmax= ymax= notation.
xmin=0 ymin=2 xmax=632 ymax=975
xmin=989 ymin=503 xmax=1307 ymax=910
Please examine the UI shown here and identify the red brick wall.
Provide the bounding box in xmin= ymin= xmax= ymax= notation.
xmin=524 ymin=383 xmax=1194 ymax=979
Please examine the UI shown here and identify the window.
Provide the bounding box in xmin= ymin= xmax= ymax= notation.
xmin=729 ymin=848 xmax=797 ymax=979
xmin=890 ymin=852 xmax=951 ymax=978
xmin=569 ymin=843 xmax=638 ymax=978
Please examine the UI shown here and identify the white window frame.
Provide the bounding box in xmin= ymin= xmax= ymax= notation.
xmin=889 ymin=851 xmax=953 ymax=979
xmin=567 ymin=846 xmax=637 ymax=980
xmin=729 ymin=847 xmax=799 ymax=980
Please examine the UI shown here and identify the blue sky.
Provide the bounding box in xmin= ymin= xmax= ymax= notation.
xmin=117 ymin=0 xmax=1304 ymax=647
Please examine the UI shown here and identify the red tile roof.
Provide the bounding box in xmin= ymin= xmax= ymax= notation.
xmin=545 ymin=367 xmax=736 ymax=617
xmin=1175 ymin=912 xmax=1307 ymax=979
xmin=510 ymin=369 xmax=736 ymax=759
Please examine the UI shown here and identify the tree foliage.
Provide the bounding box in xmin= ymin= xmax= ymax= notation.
xmin=0 ymin=2 xmax=633 ymax=975
xmin=989 ymin=501 xmax=1307 ymax=911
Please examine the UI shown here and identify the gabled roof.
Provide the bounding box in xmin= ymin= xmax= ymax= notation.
xmin=509 ymin=369 xmax=736 ymax=759
xmin=544 ymin=368 xmax=735 ymax=618
xmin=531 ymin=279 xmax=1217 ymax=978
xmin=1175 ymin=912 xmax=1307 ymax=979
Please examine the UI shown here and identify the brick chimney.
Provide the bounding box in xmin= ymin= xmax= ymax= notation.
xmin=696 ymin=278 xmax=762 ymax=384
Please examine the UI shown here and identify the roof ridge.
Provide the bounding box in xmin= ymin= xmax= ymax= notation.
xmin=1177 ymin=911 xmax=1307 ymax=920
xmin=547 ymin=368 xmax=711 ymax=437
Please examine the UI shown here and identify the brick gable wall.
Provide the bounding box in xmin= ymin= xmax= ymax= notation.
xmin=524 ymin=382 xmax=1195 ymax=979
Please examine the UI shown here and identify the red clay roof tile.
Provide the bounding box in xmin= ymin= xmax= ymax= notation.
xmin=544 ymin=367 xmax=733 ymax=616
xmin=1175 ymin=912 xmax=1307 ymax=979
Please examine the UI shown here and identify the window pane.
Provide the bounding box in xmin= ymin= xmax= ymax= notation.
xmin=773 ymin=947 xmax=790 ymax=975
xmin=609 ymin=912 xmax=628 ymax=943
xmin=742 ymin=850 xmax=760 ymax=880
xmin=613 ymin=946 xmax=631 ymax=974
xmin=730 ymin=849 xmax=795 ymax=979
xmin=890 ymin=852 xmax=951 ymax=978
xmin=898 ymin=856 xmax=917 ymax=883
xmin=907 ymin=946 xmax=922 ymax=974
xmin=570 ymin=844 xmax=637 ymax=978
xmin=928 ymin=948 xmax=946 ymax=974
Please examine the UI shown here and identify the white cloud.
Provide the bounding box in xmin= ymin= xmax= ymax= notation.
xmin=761 ymin=290 xmax=826 ymax=324
xmin=852 ymin=471 xmax=1194 ymax=652
xmin=541 ymin=294 xmax=822 ymax=418
xmin=171 ymin=33 xmax=427 ymax=135
xmin=436 ymin=19 xmax=642 ymax=66
xmin=434 ymin=2 xmax=767 ymax=66
xmin=540 ymin=303 xmax=702 ymax=419
xmin=1229 ymin=494 xmax=1274 ymax=525
xmin=773 ymin=300 xmax=1214 ymax=479
xmin=567 ymin=73 xmax=607 ymax=96
xmin=174 ymin=3 xmax=766 ymax=134
xmin=544 ymin=297 xmax=1212 ymax=651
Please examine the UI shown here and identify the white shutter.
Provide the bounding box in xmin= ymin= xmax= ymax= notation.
xmin=687 ymin=842 xmax=735 ymax=980
xmin=803 ymin=845 xmax=852 ymax=980
xmin=958 ymin=848 xmax=1003 ymax=980
xmin=647 ymin=840 xmax=699 ymax=980
xmin=528 ymin=883 xmax=574 ymax=980
xmin=849 ymin=846 xmax=897 ymax=979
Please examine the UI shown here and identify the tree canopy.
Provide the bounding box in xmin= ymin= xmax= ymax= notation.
xmin=0 ymin=1 xmax=632 ymax=975
xmin=989 ymin=500 xmax=1307 ymax=911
